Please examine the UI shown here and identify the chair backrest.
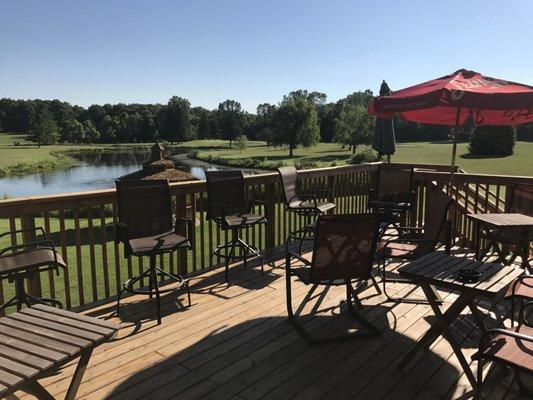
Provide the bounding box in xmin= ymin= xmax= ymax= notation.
xmin=277 ymin=166 xmax=298 ymax=206
xmin=507 ymin=183 xmax=533 ymax=216
xmin=419 ymin=189 xmax=453 ymax=253
xmin=115 ymin=179 xmax=173 ymax=239
xmin=375 ymin=164 xmax=414 ymax=203
xmin=310 ymin=214 xmax=379 ymax=282
xmin=205 ymin=170 xmax=247 ymax=218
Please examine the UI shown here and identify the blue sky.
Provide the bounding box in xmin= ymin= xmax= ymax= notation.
xmin=1 ymin=0 xmax=532 ymax=112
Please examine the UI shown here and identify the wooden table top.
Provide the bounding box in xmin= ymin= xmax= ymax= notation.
xmin=467 ymin=212 xmax=533 ymax=227
xmin=398 ymin=252 xmax=523 ymax=297
xmin=0 ymin=304 xmax=119 ymax=397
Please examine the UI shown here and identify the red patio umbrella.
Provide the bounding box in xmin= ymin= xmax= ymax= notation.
xmin=368 ymin=69 xmax=533 ymax=169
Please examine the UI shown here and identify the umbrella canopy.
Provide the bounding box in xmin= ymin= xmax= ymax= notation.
xmin=372 ymin=80 xmax=396 ymax=161
xmin=368 ymin=69 xmax=533 ymax=168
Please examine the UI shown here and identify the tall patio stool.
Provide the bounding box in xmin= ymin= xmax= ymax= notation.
xmin=115 ymin=179 xmax=193 ymax=325
xmin=369 ymin=164 xmax=415 ymax=237
xmin=375 ymin=188 xmax=453 ymax=304
xmin=286 ymin=213 xmax=382 ymax=343
xmin=473 ymin=327 xmax=533 ymax=399
xmin=277 ymin=166 xmax=335 ymax=254
xmin=0 ymin=227 xmax=65 ymax=312
xmin=205 ymin=170 xmax=267 ymax=282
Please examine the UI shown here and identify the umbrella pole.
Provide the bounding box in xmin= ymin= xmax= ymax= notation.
xmin=450 ymin=107 xmax=461 ymax=173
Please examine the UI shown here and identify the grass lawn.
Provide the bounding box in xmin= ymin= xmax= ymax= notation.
xmin=1 ymin=132 xmax=531 ymax=178
xmin=180 ymin=139 xmax=533 ymax=176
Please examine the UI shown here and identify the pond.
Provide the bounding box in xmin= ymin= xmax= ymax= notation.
xmin=0 ymin=149 xmax=255 ymax=198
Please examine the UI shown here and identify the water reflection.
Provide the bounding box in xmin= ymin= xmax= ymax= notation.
xmin=0 ymin=149 xmax=252 ymax=198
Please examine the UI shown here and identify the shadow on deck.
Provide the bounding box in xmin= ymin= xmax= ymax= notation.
xmin=15 ymin=245 xmax=526 ymax=400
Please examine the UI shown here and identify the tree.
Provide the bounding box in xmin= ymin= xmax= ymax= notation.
xmin=164 ymin=96 xmax=192 ymax=142
xmin=32 ymin=111 xmax=60 ymax=144
xmin=333 ymin=104 xmax=374 ymax=154
xmin=62 ymin=119 xmax=85 ymax=142
xmin=469 ymin=125 xmax=516 ymax=156
xmin=218 ymin=99 xmax=244 ymax=145
xmin=234 ymin=135 xmax=247 ymax=153
xmin=271 ymin=96 xmax=320 ymax=156
xmin=83 ymin=120 xmax=100 ymax=143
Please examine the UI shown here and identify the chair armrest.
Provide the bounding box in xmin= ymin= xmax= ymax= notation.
xmin=175 ymin=218 xmax=194 ymax=247
xmin=0 ymin=227 xmax=46 ymax=240
xmin=476 ymin=328 xmax=533 ymax=359
xmin=381 ymin=237 xmax=435 ymax=249
xmin=0 ymin=240 xmax=55 ymax=256
xmin=286 ymin=250 xmax=312 ymax=269
xmin=289 ymin=194 xmax=318 ymax=209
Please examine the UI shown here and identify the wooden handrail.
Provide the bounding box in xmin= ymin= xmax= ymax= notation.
xmin=0 ymin=161 xmax=531 ymax=314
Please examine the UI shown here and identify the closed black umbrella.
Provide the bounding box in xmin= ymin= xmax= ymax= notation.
xmin=372 ymin=80 xmax=396 ymax=162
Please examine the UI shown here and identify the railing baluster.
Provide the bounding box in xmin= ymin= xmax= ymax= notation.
xmin=87 ymin=207 xmax=98 ymax=302
xmin=73 ymin=208 xmax=84 ymax=306
xmin=112 ymin=203 xmax=121 ymax=295
xmin=58 ymin=210 xmax=72 ymax=308
xmin=99 ymin=205 xmax=110 ymax=299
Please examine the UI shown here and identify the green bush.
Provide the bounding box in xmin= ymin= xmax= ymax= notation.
xmin=348 ymin=148 xmax=381 ymax=164
xmin=469 ymin=125 xmax=515 ymax=156
xmin=295 ymin=160 xmax=319 ymax=170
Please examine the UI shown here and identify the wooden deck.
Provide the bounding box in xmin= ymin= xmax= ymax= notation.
xmin=12 ymin=245 xmax=526 ymax=400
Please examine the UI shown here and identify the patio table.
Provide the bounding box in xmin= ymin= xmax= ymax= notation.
xmin=467 ymin=212 xmax=533 ymax=269
xmin=396 ymin=252 xmax=522 ymax=388
xmin=0 ymin=304 xmax=119 ymax=399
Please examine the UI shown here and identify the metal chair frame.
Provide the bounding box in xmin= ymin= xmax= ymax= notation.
xmin=206 ymin=171 xmax=267 ymax=282
xmin=474 ymin=328 xmax=533 ymax=399
xmin=115 ymin=179 xmax=193 ymax=325
xmin=0 ymin=227 xmax=64 ymax=312
xmin=277 ymin=166 xmax=335 ymax=255
xmin=377 ymin=190 xmax=453 ymax=304
xmin=369 ymin=164 xmax=415 ymax=237
xmin=285 ymin=214 xmax=382 ymax=343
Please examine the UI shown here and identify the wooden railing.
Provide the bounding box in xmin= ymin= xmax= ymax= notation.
xmin=0 ymin=163 xmax=378 ymax=313
xmin=1 ymin=162 xmax=530 ymax=314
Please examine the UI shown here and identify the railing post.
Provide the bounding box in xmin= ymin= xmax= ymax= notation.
xmin=327 ymin=175 xmax=336 ymax=214
xmin=176 ymin=194 xmax=189 ymax=276
xmin=265 ymin=182 xmax=276 ymax=248
xmin=21 ymin=214 xmax=42 ymax=298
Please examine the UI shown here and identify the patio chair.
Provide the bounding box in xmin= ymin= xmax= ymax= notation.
xmin=473 ymin=327 xmax=533 ymax=399
xmin=115 ymin=179 xmax=193 ymax=325
xmin=369 ymin=164 xmax=415 ymax=236
xmin=506 ymin=275 xmax=533 ymax=327
xmin=0 ymin=227 xmax=65 ymax=312
xmin=206 ymin=170 xmax=267 ymax=282
xmin=277 ymin=166 xmax=335 ymax=254
xmin=480 ymin=183 xmax=533 ymax=269
xmin=285 ymin=213 xmax=382 ymax=342
xmin=376 ymin=188 xmax=453 ymax=303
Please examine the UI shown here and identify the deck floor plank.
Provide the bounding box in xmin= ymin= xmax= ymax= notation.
xmin=12 ymin=246 xmax=526 ymax=400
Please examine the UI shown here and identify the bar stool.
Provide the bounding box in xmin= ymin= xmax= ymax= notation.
xmin=115 ymin=179 xmax=193 ymax=325
xmin=277 ymin=166 xmax=335 ymax=254
xmin=0 ymin=227 xmax=65 ymax=312
xmin=205 ymin=170 xmax=267 ymax=282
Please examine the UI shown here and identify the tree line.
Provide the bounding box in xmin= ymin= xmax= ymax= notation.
xmin=3 ymin=91 xmax=529 ymax=154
